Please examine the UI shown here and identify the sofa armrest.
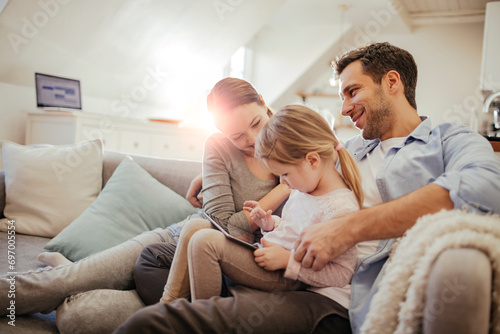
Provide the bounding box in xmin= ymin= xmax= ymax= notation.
xmin=0 ymin=170 xmax=5 ymax=219
xmin=423 ymin=248 xmax=491 ymax=334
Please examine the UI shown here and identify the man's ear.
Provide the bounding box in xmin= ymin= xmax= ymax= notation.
xmin=305 ymin=152 xmax=321 ymax=169
xmin=385 ymin=70 xmax=401 ymax=95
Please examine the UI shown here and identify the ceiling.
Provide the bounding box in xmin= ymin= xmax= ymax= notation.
xmin=0 ymin=0 xmax=496 ymax=115
xmin=0 ymin=0 xmax=286 ymax=112
xmin=396 ymin=0 xmax=491 ymax=26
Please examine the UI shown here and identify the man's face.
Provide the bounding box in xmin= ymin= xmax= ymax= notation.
xmin=338 ymin=61 xmax=393 ymax=140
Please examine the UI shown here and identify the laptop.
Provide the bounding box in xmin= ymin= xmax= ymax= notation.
xmin=202 ymin=212 xmax=259 ymax=250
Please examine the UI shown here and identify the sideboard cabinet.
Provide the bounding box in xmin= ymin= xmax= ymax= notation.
xmin=26 ymin=111 xmax=210 ymax=161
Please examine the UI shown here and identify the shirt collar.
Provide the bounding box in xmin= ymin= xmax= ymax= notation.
xmin=405 ymin=116 xmax=431 ymax=144
xmin=345 ymin=116 xmax=431 ymax=160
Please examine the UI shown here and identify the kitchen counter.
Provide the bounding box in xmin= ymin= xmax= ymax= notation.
xmin=485 ymin=135 xmax=500 ymax=153
xmin=485 ymin=136 xmax=500 ymax=142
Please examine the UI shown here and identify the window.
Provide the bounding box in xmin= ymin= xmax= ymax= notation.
xmin=224 ymin=46 xmax=250 ymax=80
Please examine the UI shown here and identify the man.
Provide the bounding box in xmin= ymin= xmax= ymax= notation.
xmin=115 ymin=42 xmax=500 ymax=334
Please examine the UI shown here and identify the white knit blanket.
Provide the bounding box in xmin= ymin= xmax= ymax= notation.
xmin=361 ymin=209 xmax=500 ymax=334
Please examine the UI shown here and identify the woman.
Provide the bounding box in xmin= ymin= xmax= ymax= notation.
xmin=0 ymin=78 xmax=289 ymax=333
xmin=135 ymin=77 xmax=291 ymax=304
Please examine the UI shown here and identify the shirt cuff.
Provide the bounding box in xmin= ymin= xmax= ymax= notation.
xmin=433 ymin=172 xmax=494 ymax=213
xmin=284 ymin=249 xmax=301 ymax=281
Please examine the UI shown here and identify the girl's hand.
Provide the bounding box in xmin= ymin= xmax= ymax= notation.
xmin=243 ymin=201 xmax=274 ymax=231
xmin=254 ymin=239 xmax=290 ymax=271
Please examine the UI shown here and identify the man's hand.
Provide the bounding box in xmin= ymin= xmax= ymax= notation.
xmin=186 ymin=173 xmax=203 ymax=208
xmin=294 ymin=215 xmax=356 ymax=271
xmin=243 ymin=201 xmax=274 ymax=231
xmin=254 ymin=239 xmax=290 ymax=271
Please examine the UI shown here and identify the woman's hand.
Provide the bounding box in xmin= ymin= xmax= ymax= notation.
xmin=243 ymin=201 xmax=274 ymax=231
xmin=254 ymin=239 xmax=290 ymax=271
xmin=186 ymin=173 xmax=203 ymax=208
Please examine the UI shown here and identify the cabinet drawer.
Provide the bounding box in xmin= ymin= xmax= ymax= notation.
xmin=151 ymin=133 xmax=180 ymax=159
xmin=26 ymin=117 xmax=76 ymax=145
xmin=182 ymin=136 xmax=204 ymax=160
xmin=120 ymin=131 xmax=151 ymax=155
xmin=79 ymin=124 xmax=120 ymax=151
xmin=174 ymin=132 xmax=205 ymax=161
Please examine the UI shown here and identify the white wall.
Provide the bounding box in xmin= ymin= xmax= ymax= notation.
xmin=0 ymin=82 xmax=164 ymax=144
xmin=251 ymin=22 xmax=343 ymax=104
xmin=379 ymin=23 xmax=488 ymax=130
xmin=0 ymin=82 xmax=33 ymax=144
xmin=0 ymin=21 xmax=491 ymax=148
xmin=0 ymin=82 xmax=32 ymax=169
xmin=281 ymin=22 xmax=490 ymax=138
xmin=0 ymin=81 xmax=161 ymax=170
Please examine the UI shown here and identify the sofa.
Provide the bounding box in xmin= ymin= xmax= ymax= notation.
xmin=0 ymin=147 xmax=496 ymax=334
xmin=0 ymin=149 xmax=202 ymax=333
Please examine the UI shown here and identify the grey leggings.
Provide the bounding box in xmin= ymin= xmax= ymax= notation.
xmin=188 ymin=228 xmax=305 ymax=300
xmin=134 ymin=241 xmax=234 ymax=304
xmin=0 ymin=227 xmax=177 ymax=333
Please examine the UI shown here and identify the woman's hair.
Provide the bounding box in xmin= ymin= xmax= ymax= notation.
xmin=207 ymin=77 xmax=273 ymax=116
xmin=255 ymin=105 xmax=364 ymax=208
xmin=333 ymin=42 xmax=418 ymax=110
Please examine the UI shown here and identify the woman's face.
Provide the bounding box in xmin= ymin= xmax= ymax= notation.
xmin=214 ymin=102 xmax=270 ymax=156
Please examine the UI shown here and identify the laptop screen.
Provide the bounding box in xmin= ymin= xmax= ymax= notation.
xmin=35 ymin=73 xmax=82 ymax=110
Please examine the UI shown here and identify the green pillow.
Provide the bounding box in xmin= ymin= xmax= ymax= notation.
xmin=45 ymin=156 xmax=199 ymax=261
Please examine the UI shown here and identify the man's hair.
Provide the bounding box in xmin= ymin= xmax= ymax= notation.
xmin=333 ymin=42 xmax=418 ymax=109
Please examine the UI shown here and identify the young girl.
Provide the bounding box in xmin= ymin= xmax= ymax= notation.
xmin=181 ymin=105 xmax=364 ymax=300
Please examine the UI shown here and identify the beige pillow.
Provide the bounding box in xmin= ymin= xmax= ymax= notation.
xmin=0 ymin=140 xmax=103 ymax=237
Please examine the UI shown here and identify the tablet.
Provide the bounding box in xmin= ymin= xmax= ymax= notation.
xmin=203 ymin=212 xmax=259 ymax=250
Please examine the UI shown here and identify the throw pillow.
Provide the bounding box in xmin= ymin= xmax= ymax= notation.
xmin=0 ymin=139 xmax=103 ymax=237
xmin=44 ymin=156 xmax=199 ymax=261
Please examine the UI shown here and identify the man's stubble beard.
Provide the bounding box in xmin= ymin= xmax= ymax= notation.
xmin=362 ymin=89 xmax=393 ymax=140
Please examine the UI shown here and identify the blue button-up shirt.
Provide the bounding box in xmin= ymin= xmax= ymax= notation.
xmin=345 ymin=117 xmax=500 ymax=334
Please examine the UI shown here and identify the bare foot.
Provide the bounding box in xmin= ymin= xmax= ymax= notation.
xmin=38 ymin=252 xmax=73 ymax=267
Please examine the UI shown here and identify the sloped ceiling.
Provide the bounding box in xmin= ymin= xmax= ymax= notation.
xmin=0 ymin=0 xmax=496 ymax=115
xmin=0 ymin=0 xmax=286 ymax=111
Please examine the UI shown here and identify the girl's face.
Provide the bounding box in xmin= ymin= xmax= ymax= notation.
xmin=266 ymin=158 xmax=320 ymax=194
xmin=213 ymin=102 xmax=270 ymax=157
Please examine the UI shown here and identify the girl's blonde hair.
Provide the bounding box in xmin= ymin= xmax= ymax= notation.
xmin=255 ymin=105 xmax=364 ymax=208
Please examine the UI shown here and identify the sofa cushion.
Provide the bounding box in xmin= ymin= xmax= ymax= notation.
xmin=44 ymin=156 xmax=199 ymax=261
xmin=0 ymin=140 xmax=103 ymax=237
